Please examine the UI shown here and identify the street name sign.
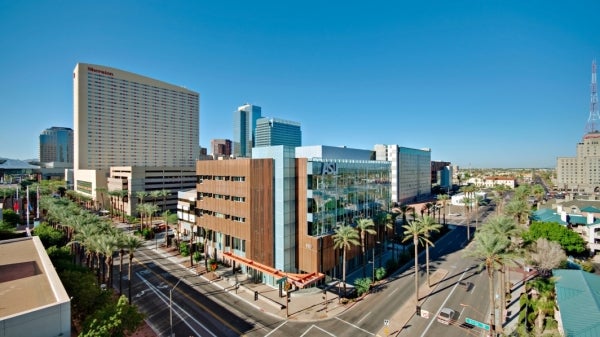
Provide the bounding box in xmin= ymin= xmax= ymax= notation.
xmin=465 ymin=317 xmax=490 ymax=331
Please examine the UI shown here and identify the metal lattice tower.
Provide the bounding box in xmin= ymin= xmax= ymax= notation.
xmin=586 ymin=59 xmax=600 ymax=133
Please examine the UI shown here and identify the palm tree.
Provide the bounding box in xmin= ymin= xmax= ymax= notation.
xmin=462 ymin=196 xmax=473 ymax=240
xmin=96 ymin=233 xmax=119 ymax=286
xmin=478 ymin=215 xmax=521 ymax=319
xmin=464 ymin=228 xmax=511 ymax=337
xmin=398 ymin=204 xmax=414 ymax=227
xmin=157 ymin=189 xmax=170 ymax=212
xmin=356 ymin=218 xmax=376 ymax=278
xmin=95 ymin=187 xmax=108 ymax=211
xmin=135 ymin=191 xmax=147 ymax=221
xmin=531 ymin=184 xmax=545 ymax=207
xmin=413 ymin=215 xmax=442 ymax=286
xmin=402 ymin=219 xmax=432 ymax=312
xmin=504 ymin=199 xmax=530 ymax=225
xmin=332 ymin=224 xmax=360 ymax=298
xmin=492 ymin=184 xmax=510 ymax=214
xmin=436 ymin=194 xmax=450 ymax=225
xmin=123 ymin=235 xmax=144 ymax=303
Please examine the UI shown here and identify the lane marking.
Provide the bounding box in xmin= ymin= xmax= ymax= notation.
xmin=300 ymin=324 xmax=336 ymax=337
xmin=264 ymin=321 xmax=287 ymax=337
xmin=356 ymin=311 xmax=371 ymax=324
xmin=137 ymin=272 xmax=217 ymax=337
xmin=386 ymin=287 xmax=399 ymax=298
xmin=335 ymin=317 xmax=376 ymax=336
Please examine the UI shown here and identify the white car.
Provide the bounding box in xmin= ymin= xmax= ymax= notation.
xmin=437 ymin=307 xmax=456 ymax=325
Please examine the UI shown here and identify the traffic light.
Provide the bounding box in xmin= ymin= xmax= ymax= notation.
xmin=254 ymin=291 xmax=259 ymax=301
xmin=416 ymin=306 xmax=421 ymax=316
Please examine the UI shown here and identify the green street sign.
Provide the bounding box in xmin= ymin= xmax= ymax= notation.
xmin=276 ymin=276 xmax=288 ymax=285
xmin=465 ymin=317 xmax=490 ymax=331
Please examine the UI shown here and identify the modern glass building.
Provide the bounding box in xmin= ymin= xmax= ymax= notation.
xmin=233 ymin=104 xmax=261 ymax=157
xmin=306 ymin=158 xmax=391 ymax=237
xmin=39 ymin=127 xmax=73 ymax=164
xmin=254 ymin=118 xmax=302 ymax=148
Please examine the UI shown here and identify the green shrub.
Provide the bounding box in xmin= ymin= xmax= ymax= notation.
xmin=354 ymin=277 xmax=372 ymax=296
xmin=193 ymin=251 xmax=202 ymax=262
xmin=545 ymin=317 xmax=558 ymax=330
xmin=375 ymin=267 xmax=387 ymax=280
xmin=33 ymin=223 xmax=67 ymax=248
xmin=2 ymin=209 xmax=21 ymax=226
xmin=141 ymin=228 xmax=153 ymax=240
xmin=180 ymin=242 xmax=190 ymax=257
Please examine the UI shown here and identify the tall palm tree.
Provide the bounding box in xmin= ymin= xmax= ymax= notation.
xmin=531 ymin=184 xmax=545 ymax=207
xmin=413 ymin=215 xmax=442 ymax=286
xmin=435 ymin=194 xmax=450 ymax=225
xmin=478 ymin=215 xmax=521 ymax=320
xmin=332 ymin=224 xmax=360 ymax=298
xmin=157 ymin=189 xmax=170 ymax=212
xmin=402 ymin=219 xmax=432 ymax=312
xmin=123 ymin=235 xmax=144 ymax=303
xmin=462 ymin=196 xmax=473 ymax=240
xmin=356 ymin=218 xmax=377 ymax=278
xmin=492 ymin=184 xmax=509 ymax=214
xmin=398 ymin=204 xmax=414 ymax=227
xmin=96 ymin=233 xmax=119 ymax=286
xmin=135 ymin=191 xmax=147 ymax=221
xmin=464 ymin=228 xmax=511 ymax=337
xmin=503 ymin=199 xmax=530 ymax=225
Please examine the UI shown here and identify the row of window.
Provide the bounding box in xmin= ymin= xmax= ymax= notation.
xmin=198 ymin=209 xmax=246 ymax=223
xmin=198 ymin=175 xmax=246 ymax=183
xmin=198 ymin=192 xmax=246 ymax=202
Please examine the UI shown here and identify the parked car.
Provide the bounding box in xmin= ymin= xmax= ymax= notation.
xmin=437 ymin=307 xmax=456 ymax=325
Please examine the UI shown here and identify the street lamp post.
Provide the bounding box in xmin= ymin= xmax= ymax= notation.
xmin=170 ymin=278 xmax=183 ymax=337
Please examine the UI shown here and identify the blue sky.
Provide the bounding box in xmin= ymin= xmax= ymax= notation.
xmin=1 ymin=1 xmax=599 ymax=168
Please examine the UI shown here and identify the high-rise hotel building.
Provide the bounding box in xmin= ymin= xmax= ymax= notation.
xmin=557 ymin=131 xmax=600 ymax=193
xmin=73 ymin=63 xmax=199 ymax=203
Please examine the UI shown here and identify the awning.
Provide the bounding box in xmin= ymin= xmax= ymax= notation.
xmin=222 ymin=252 xmax=325 ymax=288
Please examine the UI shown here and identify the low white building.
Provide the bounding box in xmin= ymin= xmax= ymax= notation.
xmin=451 ymin=192 xmax=487 ymax=206
xmin=0 ymin=237 xmax=71 ymax=337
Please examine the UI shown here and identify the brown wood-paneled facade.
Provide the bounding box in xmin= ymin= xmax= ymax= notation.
xmin=196 ymin=159 xmax=274 ymax=266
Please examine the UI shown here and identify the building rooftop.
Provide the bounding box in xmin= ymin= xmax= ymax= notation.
xmin=0 ymin=237 xmax=70 ymax=319
xmin=553 ymin=269 xmax=600 ymax=337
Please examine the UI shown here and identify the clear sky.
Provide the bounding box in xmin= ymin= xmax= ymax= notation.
xmin=1 ymin=1 xmax=599 ymax=168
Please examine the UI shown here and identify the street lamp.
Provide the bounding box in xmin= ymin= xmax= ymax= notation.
xmin=170 ymin=278 xmax=184 ymax=337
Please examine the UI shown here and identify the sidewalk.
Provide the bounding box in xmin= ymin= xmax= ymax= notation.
xmin=148 ymin=241 xmax=350 ymax=322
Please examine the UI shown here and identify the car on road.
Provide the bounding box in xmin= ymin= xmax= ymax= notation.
xmin=458 ymin=280 xmax=473 ymax=291
xmin=437 ymin=307 xmax=456 ymax=325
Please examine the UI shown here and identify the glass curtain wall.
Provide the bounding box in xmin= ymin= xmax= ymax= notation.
xmin=307 ymin=159 xmax=390 ymax=236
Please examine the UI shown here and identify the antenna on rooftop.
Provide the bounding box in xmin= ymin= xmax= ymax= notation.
xmin=586 ymin=59 xmax=600 ymax=133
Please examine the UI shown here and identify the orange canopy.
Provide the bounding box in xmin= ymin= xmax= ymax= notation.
xmin=222 ymin=251 xmax=325 ymax=288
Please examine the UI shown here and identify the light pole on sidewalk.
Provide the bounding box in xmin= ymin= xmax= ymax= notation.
xmin=170 ymin=278 xmax=183 ymax=337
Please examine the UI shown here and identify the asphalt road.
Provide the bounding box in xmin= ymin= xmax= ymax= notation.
xmin=114 ymin=208 xmax=496 ymax=337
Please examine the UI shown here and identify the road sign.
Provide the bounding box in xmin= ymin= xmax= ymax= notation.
xmin=276 ymin=276 xmax=287 ymax=284
xmin=465 ymin=317 xmax=490 ymax=331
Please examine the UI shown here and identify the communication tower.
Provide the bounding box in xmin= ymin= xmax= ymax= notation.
xmin=586 ymin=59 xmax=600 ymax=133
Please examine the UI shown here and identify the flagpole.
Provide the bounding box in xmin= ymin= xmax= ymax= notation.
xmin=36 ymin=185 xmax=40 ymax=219
xmin=26 ymin=185 xmax=30 ymax=228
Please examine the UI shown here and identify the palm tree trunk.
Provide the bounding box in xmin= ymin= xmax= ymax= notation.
xmin=128 ymin=254 xmax=133 ymax=303
xmin=342 ymin=248 xmax=347 ymax=298
xmin=426 ymin=243 xmax=430 ymax=287
xmin=119 ymin=250 xmax=124 ymax=295
xmin=487 ymin=266 xmax=496 ymax=336
xmin=413 ymin=236 xmax=419 ymax=306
